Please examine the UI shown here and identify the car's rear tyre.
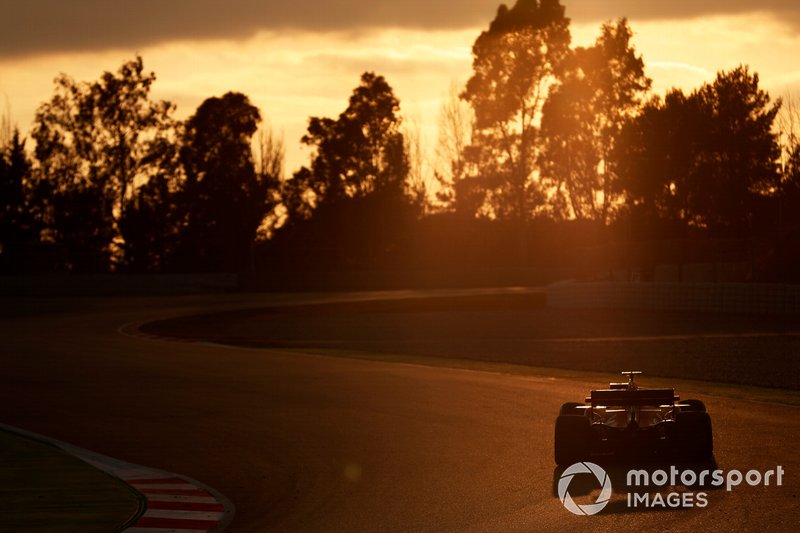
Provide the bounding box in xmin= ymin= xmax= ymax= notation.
xmin=559 ymin=402 xmax=584 ymax=416
xmin=674 ymin=411 xmax=713 ymax=461
xmin=680 ymin=399 xmax=706 ymax=412
xmin=555 ymin=415 xmax=592 ymax=466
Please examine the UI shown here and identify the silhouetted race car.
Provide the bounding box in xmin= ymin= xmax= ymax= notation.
xmin=554 ymin=372 xmax=712 ymax=465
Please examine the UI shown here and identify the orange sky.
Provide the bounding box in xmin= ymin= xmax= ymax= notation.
xmin=2 ymin=3 xmax=800 ymax=176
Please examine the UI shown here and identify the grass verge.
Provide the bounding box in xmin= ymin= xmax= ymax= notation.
xmin=0 ymin=429 xmax=143 ymax=533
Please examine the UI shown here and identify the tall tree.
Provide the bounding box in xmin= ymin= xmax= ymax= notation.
xmin=773 ymin=94 xmax=800 ymax=280
xmin=615 ymin=90 xmax=704 ymax=229
xmin=402 ymin=114 xmax=429 ymax=210
xmin=0 ymin=131 xmax=39 ymax=271
xmin=691 ymin=66 xmax=781 ymax=230
xmin=292 ymin=72 xmax=408 ymax=210
xmin=179 ymin=92 xmax=279 ymax=272
xmin=616 ymin=66 xmax=781 ymax=232
xmin=777 ymin=92 xmax=800 ymax=176
xmin=779 ymin=94 xmax=800 ymax=220
xmin=461 ymin=0 xmax=571 ymax=221
xmin=118 ymin=133 xmax=183 ymax=272
xmin=32 ymin=56 xmax=176 ymax=271
xmin=274 ymin=72 xmax=414 ymax=271
xmin=434 ymin=82 xmax=481 ymax=217
xmin=540 ymin=18 xmax=651 ymax=223
xmin=251 ymin=125 xmax=286 ymax=240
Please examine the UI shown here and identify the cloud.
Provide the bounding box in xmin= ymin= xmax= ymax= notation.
xmin=3 ymin=1 xmax=800 ymax=59
xmin=1 ymin=1 xmax=497 ymax=58
xmin=567 ymin=0 xmax=800 ymax=23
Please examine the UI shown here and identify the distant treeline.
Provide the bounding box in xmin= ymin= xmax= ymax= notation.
xmin=2 ymin=0 xmax=800 ymax=284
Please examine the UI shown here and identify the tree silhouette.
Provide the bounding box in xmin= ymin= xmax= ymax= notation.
xmin=616 ymin=66 xmax=781 ymax=233
xmin=292 ymin=72 xmax=408 ymax=208
xmin=32 ymin=56 xmax=176 ymax=271
xmin=270 ymin=72 xmax=415 ymax=272
xmin=0 ymin=131 xmax=39 ymax=272
xmin=777 ymin=93 xmax=800 ymax=177
xmin=118 ymin=137 xmax=183 ymax=272
xmin=402 ymin=114 xmax=429 ymax=211
xmin=541 ymin=18 xmax=651 ymax=223
xmin=461 ymin=0 xmax=570 ymax=221
xmin=616 ymin=90 xmax=703 ymax=230
xmin=692 ymin=67 xmax=781 ymax=231
xmin=773 ymin=100 xmax=800 ymax=280
xmin=178 ymin=92 xmax=279 ymax=272
xmin=433 ymin=82 xmax=482 ymax=218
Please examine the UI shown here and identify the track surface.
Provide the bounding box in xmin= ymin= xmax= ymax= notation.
xmin=141 ymin=293 xmax=800 ymax=389
xmin=2 ymin=292 xmax=799 ymax=532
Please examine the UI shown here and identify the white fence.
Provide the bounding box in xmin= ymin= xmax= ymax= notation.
xmin=547 ymin=281 xmax=800 ymax=315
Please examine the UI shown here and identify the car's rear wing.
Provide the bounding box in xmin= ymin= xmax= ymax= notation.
xmin=585 ymin=388 xmax=679 ymax=406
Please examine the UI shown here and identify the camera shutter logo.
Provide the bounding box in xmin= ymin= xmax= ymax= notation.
xmin=558 ymin=462 xmax=612 ymax=516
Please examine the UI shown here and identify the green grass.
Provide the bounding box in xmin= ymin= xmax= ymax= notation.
xmin=0 ymin=430 xmax=143 ymax=533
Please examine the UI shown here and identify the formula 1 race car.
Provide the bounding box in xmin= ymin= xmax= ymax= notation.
xmin=554 ymin=372 xmax=713 ymax=465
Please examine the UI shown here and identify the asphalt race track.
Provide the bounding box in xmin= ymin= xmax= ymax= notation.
xmin=2 ymin=291 xmax=799 ymax=532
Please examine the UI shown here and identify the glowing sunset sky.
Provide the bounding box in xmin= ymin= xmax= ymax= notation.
xmin=2 ymin=1 xmax=800 ymax=174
